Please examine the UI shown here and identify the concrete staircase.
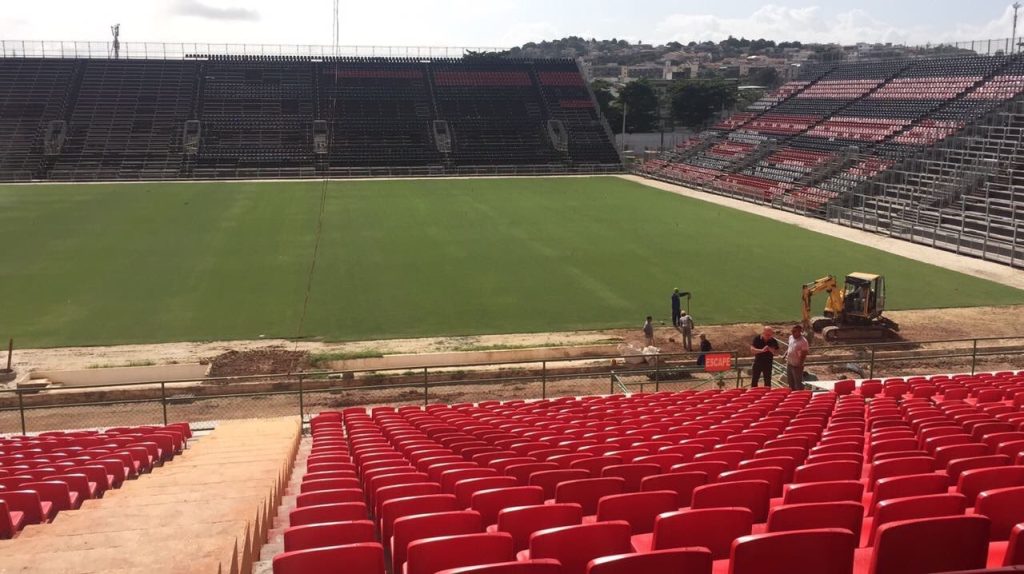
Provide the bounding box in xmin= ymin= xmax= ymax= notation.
xmin=253 ymin=437 xmax=313 ymax=574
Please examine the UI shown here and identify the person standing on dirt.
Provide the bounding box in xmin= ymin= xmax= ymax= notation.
xmin=696 ymin=334 xmax=712 ymax=367
xmin=671 ymin=288 xmax=691 ymax=327
xmin=750 ymin=326 xmax=780 ymax=387
xmin=678 ymin=311 xmax=694 ymax=351
xmin=643 ymin=316 xmax=655 ymax=347
xmin=786 ymin=325 xmax=810 ymax=391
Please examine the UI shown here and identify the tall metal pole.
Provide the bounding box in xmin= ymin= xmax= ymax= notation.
xmin=332 ymin=0 xmax=340 ymax=56
xmin=1014 ymin=3 xmax=1021 ymax=55
xmin=110 ymin=24 xmax=120 ymax=59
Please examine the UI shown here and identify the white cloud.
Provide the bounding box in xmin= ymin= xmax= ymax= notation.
xmin=501 ymin=21 xmax=562 ymax=46
xmin=951 ymin=5 xmax=1015 ymax=40
xmin=171 ymin=0 xmax=260 ymax=21
xmin=655 ymin=4 xmax=931 ymax=45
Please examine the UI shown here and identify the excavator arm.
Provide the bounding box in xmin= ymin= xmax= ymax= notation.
xmin=801 ymin=275 xmax=845 ymax=330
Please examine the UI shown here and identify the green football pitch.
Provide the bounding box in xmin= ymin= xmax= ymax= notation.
xmin=1 ymin=176 xmax=1021 ymax=348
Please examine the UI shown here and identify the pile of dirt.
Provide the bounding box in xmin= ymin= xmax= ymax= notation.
xmin=207 ymin=349 xmax=311 ymax=377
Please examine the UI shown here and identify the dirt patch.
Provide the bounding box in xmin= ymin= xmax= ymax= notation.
xmin=207 ymin=349 xmax=310 ymax=377
xmin=3 ymin=306 xmax=1023 ymax=384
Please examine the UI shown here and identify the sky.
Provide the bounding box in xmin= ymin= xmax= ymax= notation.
xmin=0 ymin=1 xmax=1021 ymax=49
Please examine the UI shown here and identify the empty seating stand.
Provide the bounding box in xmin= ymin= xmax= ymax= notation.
xmin=0 ymin=423 xmax=192 ymax=539
xmin=320 ymin=59 xmax=441 ymax=173
xmin=0 ymin=58 xmax=78 ymax=181
xmin=432 ymin=62 xmax=560 ymax=167
xmin=194 ymin=56 xmax=316 ymax=179
xmin=49 ymin=59 xmax=198 ymax=181
xmin=264 ymin=371 xmax=1024 ymax=574
xmin=641 ymin=53 xmax=1024 ymax=259
xmin=0 ymin=55 xmax=621 ymax=182
xmin=0 ymin=418 xmax=299 ymax=573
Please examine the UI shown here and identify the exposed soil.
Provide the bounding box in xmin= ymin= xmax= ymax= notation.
xmin=207 ymin=349 xmax=311 ymax=377
xmin=4 ymin=306 xmax=1023 ymax=382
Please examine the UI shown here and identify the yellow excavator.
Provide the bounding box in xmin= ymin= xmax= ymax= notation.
xmin=802 ymin=273 xmax=900 ymax=342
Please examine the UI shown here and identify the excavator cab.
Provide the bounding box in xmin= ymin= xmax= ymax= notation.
xmin=843 ymin=273 xmax=885 ymax=319
xmin=804 ymin=272 xmax=898 ymax=343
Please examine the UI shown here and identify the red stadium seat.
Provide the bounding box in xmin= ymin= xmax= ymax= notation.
xmin=728 ymin=529 xmax=856 ymax=574
xmin=586 ymin=548 xmax=713 ymax=574
xmin=865 ymin=516 xmax=990 ymax=574
xmin=406 ymin=533 xmax=515 ymax=574
xmin=391 ymin=511 xmax=482 ymax=574
xmin=283 ymin=520 xmax=376 ymax=552
xmin=435 ymin=560 xmax=563 ymax=574
xmin=691 ymin=480 xmax=770 ymax=523
xmin=765 ymin=501 xmax=864 ymax=541
xmin=592 ymin=491 xmax=678 ymax=534
xmin=492 ymin=503 xmax=583 ymax=553
xmin=521 ymin=522 xmax=634 ymax=574
xmin=272 ymin=542 xmax=385 ymax=574
xmin=635 ymin=507 xmax=753 ymax=559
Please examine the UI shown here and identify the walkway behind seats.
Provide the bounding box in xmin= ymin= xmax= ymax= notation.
xmin=0 ymin=418 xmax=301 ymax=574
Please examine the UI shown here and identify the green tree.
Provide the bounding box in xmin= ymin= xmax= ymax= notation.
xmin=747 ymin=67 xmax=781 ymax=88
xmin=670 ymin=80 xmax=739 ymax=130
xmin=617 ymin=79 xmax=659 ymax=133
xmin=736 ymin=88 xmax=766 ymax=111
xmin=591 ymin=79 xmax=622 ymax=133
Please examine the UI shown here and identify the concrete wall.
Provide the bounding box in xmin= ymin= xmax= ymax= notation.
xmin=31 ymin=363 xmax=210 ymax=387
xmin=327 ymin=345 xmax=621 ymax=372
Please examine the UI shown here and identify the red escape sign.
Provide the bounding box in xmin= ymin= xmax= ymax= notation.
xmin=704 ymin=353 xmax=733 ymax=373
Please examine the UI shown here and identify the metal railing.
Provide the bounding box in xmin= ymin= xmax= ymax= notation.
xmin=0 ymin=336 xmax=1020 ymax=435
xmin=0 ymin=37 xmax=1018 ymax=62
xmin=0 ymin=40 xmax=508 ymax=60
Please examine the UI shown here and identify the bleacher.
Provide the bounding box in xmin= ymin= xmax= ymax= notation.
xmin=320 ymin=59 xmax=441 ymax=172
xmin=642 ymin=54 xmax=1024 ymax=268
xmin=265 ymin=370 xmax=1024 ymax=574
xmin=0 ymin=59 xmax=78 ymax=181
xmin=534 ymin=60 xmax=621 ymax=166
xmin=1 ymin=418 xmax=300 ymax=573
xmin=0 ymin=56 xmax=621 ymax=182
xmin=50 ymin=59 xmax=198 ymax=181
xmin=193 ymin=56 xmax=317 ymax=179
xmin=0 ymin=423 xmax=191 ymax=539
xmin=433 ymin=62 xmax=559 ymax=167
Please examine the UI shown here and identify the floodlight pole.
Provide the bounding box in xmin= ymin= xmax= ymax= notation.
xmin=332 ymin=0 xmax=340 ymax=56
xmin=110 ymin=24 xmax=120 ymax=59
xmin=1015 ymin=3 xmax=1022 ymax=55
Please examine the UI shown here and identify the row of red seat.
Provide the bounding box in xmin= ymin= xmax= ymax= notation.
xmin=782 ymin=187 xmax=839 ymax=211
xmin=742 ymin=114 xmax=820 ymax=135
xmin=434 ymin=71 xmax=533 ymax=88
xmin=536 ymin=72 xmax=585 ymax=88
xmin=0 ymin=423 xmax=190 ymax=538
xmin=273 ymin=379 xmax=1024 ymax=573
xmin=870 ymin=77 xmax=979 ymax=100
xmin=762 ymin=147 xmax=833 ymax=169
xmin=715 ymin=174 xmax=790 ymax=201
xmin=796 ymin=79 xmax=882 ymax=100
xmin=807 ymin=117 xmax=909 ymax=143
xmin=892 ymin=120 xmax=965 ymax=146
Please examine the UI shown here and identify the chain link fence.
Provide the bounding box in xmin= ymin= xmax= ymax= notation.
xmin=0 ymin=337 xmax=1021 ymax=434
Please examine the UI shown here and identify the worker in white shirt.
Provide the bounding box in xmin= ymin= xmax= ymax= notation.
xmin=786 ymin=325 xmax=810 ymax=390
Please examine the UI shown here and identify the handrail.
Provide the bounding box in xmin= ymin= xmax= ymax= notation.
xmin=0 ymin=335 xmax=1020 ymax=434
xmin=0 ymin=40 xmax=509 ymax=60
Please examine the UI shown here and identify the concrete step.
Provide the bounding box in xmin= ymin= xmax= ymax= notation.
xmin=260 ymin=541 xmax=284 ymax=561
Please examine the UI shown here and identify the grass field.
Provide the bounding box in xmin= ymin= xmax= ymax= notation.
xmin=1 ymin=176 xmax=1022 ymax=348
